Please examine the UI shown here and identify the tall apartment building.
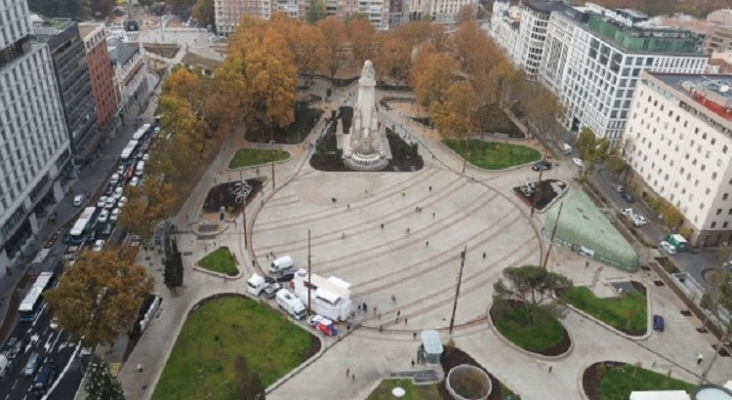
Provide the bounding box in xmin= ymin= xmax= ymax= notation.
xmin=407 ymin=0 xmax=475 ymax=23
xmin=538 ymin=5 xmax=707 ymax=141
xmin=358 ymin=0 xmax=389 ymax=30
xmin=215 ymin=0 xmax=272 ymax=35
xmin=489 ymin=0 xmax=565 ymax=80
xmin=34 ymin=18 xmax=98 ymax=157
xmin=0 ymin=0 xmax=71 ymax=266
xmin=79 ymin=22 xmax=119 ymax=133
xmin=625 ymin=72 xmax=732 ymax=246
xmin=108 ymin=40 xmax=148 ymax=116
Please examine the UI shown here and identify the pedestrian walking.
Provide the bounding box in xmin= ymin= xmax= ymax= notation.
xmin=548 ymin=366 xmax=553 ymax=373
xmin=391 ymin=295 xmax=396 ymax=304
xmin=425 ymin=241 xmax=429 ymax=247
xmin=413 ymin=332 xmax=417 ymax=340
xmin=346 ymin=368 xmax=350 ymax=377
xmin=404 ymin=317 xmax=408 ymax=325
xmin=483 ymin=252 xmax=486 ymax=259
xmin=137 ymin=363 xmax=143 ymax=372
xmin=411 ymin=359 xmax=415 ymax=368
xmin=429 ymin=186 xmax=432 ymax=192
xmin=381 ymin=223 xmax=384 ymax=229
xmin=342 ymin=232 xmax=346 ymax=240
xmin=352 ymin=374 xmax=355 ymax=382
xmin=379 ymin=325 xmax=383 ymax=332
xmin=363 ymin=302 xmax=368 ymax=313
xmin=697 ymin=354 xmax=704 ymax=365
xmin=358 ymin=303 xmax=362 ymax=312
xmin=397 ymin=310 xmax=401 ymax=318
xmin=347 ymin=204 xmax=350 ymax=209
xmin=251 ymin=260 xmax=255 ymax=267
xmin=415 ymin=206 xmax=419 ymax=213
xmin=432 ymin=212 xmax=435 ymax=218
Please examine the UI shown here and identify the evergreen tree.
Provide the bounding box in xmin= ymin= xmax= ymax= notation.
xmin=163 ymin=237 xmax=184 ymax=293
xmin=85 ymin=354 xmax=126 ymax=400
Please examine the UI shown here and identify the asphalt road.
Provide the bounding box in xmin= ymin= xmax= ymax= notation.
xmin=0 ymin=293 xmax=90 ymax=400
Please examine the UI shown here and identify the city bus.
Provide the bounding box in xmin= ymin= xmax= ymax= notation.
xmin=18 ymin=272 xmax=56 ymax=322
xmin=132 ymin=124 xmax=151 ymax=141
xmin=69 ymin=207 xmax=98 ymax=245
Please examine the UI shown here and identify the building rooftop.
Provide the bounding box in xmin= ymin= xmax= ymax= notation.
xmin=523 ymin=0 xmax=567 ymax=14
xmin=78 ymin=22 xmax=103 ymax=39
xmin=33 ymin=18 xmax=74 ymax=35
xmin=110 ymin=42 xmax=139 ymax=65
xmin=650 ymin=72 xmax=732 ymax=123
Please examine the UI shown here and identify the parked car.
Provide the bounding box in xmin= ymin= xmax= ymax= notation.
xmin=110 ymin=173 xmax=120 ymax=185
xmin=117 ymin=165 xmax=126 ymax=175
xmin=118 ymin=196 xmax=128 ymax=207
xmin=532 ymin=160 xmax=552 ymax=171
xmin=92 ymin=240 xmax=105 ymax=252
xmin=659 ymin=241 xmax=677 ymax=255
xmin=653 ymin=314 xmax=665 ymax=332
xmin=110 ymin=208 xmax=121 ymax=222
xmin=620 ymin=208 xmax=635 ymax=217
xmin=105 ymin=197 xmax=117 ymax=209
xmin=572 ymin=158 xmax=584 ymax=168
xmin=113 ymin=186 xmax=124 ymax=199
xmin=276 ymin=272 xmax=295 ymax=283
xmin=612 ymin=184 xmax=625 ymax=192
xmin=97 ymin=196 xmax=107 ymax=208
xmin=632 ymin=215 xmax=647 ymax=227
xmin=621 ymin=192 xmax=635 ymax=203
xmin=101 ymin=223 xmax=113 ymax=236
xmin=73 ymin=194 xmax=85 ymax=207
xmin=130 ymin=177 xmax=140 ymax=187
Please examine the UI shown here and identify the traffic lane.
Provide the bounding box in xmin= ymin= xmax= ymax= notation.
xmin=0 ymin=307 xmax=79 ymax=399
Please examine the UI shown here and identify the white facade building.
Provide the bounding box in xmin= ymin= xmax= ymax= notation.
xmin=625 ymin=72 xmax=732 ymax=247
xmin=108 ymin=40 xmax=148 ymax=115
xmin=407 ymin=0 xmax=475 ymax=23
xmin=214 ymin=0 xmax=272 ymax=35
xmin=359 ymin=0 xmax=390 ymax=30
xmin=0 ymin=0 xmax=71 ymax=266
xmin=488 ymin=0 xmax=520 ymax=63
xmin=539 ymin=6 xmax=707 ymax=141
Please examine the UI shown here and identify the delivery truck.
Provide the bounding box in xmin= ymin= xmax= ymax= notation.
xmin=275 ymin=289 xmax=306 ymax=320
xmin=293 ymin=268 xmax=352 ymax=321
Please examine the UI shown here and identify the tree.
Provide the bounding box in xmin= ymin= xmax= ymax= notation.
xmin=118 ymin=175 xmax=174 ymax=243
xmin=290 ymin=23 xmax=331 ymax=84
xmin=45 ymin=249 xmax=154 ymax=346
xmin=455 ymin=4 xmax=478 ymax=23
xmin=492 ymin=264 xmax=573 ymax=324
xmin=410 ymin=46 xmax=456 ymax=106
xmin=574 ymin=127 xmax=610 ymax=177
xmin=373 ymin=33 xmax=411 ymax=82
xmin=518 ymin=82 xmax=562 ymax=138
xmin=605 ymin=147 xmax=630 ymax=181
xmin=163 ymin=237 xmax=184 ymax=293
xmin=317 ymin=17 xmax=348 ymax=78
xmin=698 ymin=249 xmax=732 ymax=383
xmin=306 ymin=0 xmax=327 ymax=24
xmin=431 ymin=81 xmax=478 ymax=172
xmin=85 ymin=354 xmax=126 ymax=400
xmin=658 ymin=200 xmax=684 ymax=229
xmin=192 ymin=0 xmax=215 ymax=31
xmin=346 ymin=18 xmax=377 ymax=68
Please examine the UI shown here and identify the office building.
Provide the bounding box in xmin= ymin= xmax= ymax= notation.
xmin=214 ymin=0 xmax=272 ymax=35
xmin=0 ymin=0 xmax=71 ymax=267
xmin=407 ymin=0 xmax=476 ymax=23
xmin=625 ymin=72 xmax=732 ymax=246
xmin=79 ymin=22 xmax=119 ymax=133
xmin=539 ymin=5 xmax=707 ymax=141
xmin=34 ymin=18 xmax=98 ymax=157
xmin=107 ymin=39 xmax=148 ymax=118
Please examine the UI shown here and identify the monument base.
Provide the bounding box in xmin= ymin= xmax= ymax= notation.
xmin=343 ymin=153 xmax=388 ymax=171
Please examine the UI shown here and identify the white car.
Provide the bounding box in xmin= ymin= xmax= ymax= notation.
xmin=98 ymin=209 xmax=110 ymax=223
xmin=97 ymin=196 xmax=108 ymax=208
xmin=660 ymin=241 xmax=677 ymax=255
xmin=105 ymin=197 xmax=116 ymax=209
xmin=130 ymin=177 xmax=140 ymax=187
xmin=117 ymin=165 xmax=126 ymax=175
xmin=110 ymin=173 xmax=120 ymax=185
xmin=632 ymin=215 xmax=647 ymax=227
xmin=142 ymin=153 xmax=150 ymax=161
xmin=73 ymin=194 xmax=85 ymax=207
xmin=92 ymin=239 xmax=105 ymax=252
xmin=118 ymin=196 xmax=128 ymax=208
xmin=620 ymin=208 xmax=635 ymax=217
xmin=113 ymin=186 xmax=124 ymax=199
xmin=572 ymin=158 xmax=584 ymax=168
xmin=110 ymin=208 xmax=121 ymax=222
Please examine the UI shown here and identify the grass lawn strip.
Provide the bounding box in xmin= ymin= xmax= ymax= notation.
xmin=366 ymin=379 xmax=441 ymax=400
xmin=566 ymin=287 xmax=646 ymax=334
xmin=197 ymin=247 xmax=238 ymax=276
xmin=229 ymin=148 xmax=289 ymax=169
xmin=491 ymin=306 xmax=564 ymax=352
xmin=442 ymin=139 xmax=541 ymax=170
xmin=152 ymin=296 xmax=316 ymax=400
xmin=599 ymin=364 xmax=694 ymax=400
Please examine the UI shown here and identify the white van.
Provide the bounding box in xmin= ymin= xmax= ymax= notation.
xmin=561 ymin=143 xmax=573 ymax=155
xmin=135 ymin=161 xmax=145 ymax=176
xmin=269 ymin=255 xmax=294 ymax=274
xmin=0 ymin=354 xmax=9 ymax=378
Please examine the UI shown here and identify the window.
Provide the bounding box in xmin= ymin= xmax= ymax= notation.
xmin=712 ymin=222 xmax=717 ymax=228
xmin=724 ymin=222 xmax=729 ymax=228
xmin=718 ymin=208 xmax=723 ymax=215
xmin=724 ymin=193 xmax=729 ymax=200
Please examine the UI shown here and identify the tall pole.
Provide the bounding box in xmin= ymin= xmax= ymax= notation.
xmin=270 ymin=121 xmax=276 ymax=191
xmin=239 ymin=170 xmax=247 ymax=249
xmin=307 ymin=229 xmax=312 ymax=315
xmin=449 ymin=246 xmax=467 ymax=335
xmin=542 ymin=202 xmax=563 ymax=269
xmin=530 ymin=169 xmax=544 ymax=217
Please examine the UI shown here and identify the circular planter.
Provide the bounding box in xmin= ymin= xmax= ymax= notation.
xmin=446 ymin=364 xmax=492 ymax=400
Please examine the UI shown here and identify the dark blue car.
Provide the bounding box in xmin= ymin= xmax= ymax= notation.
xmin=653 ymin=315 xmax=665 ymax=332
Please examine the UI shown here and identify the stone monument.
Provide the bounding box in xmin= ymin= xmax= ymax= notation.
xmin=340 ymin=60 xmax=391 ymax=171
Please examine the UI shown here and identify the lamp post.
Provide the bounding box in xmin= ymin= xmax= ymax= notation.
xmin=234 ymin=172 xmax=252 ymax=249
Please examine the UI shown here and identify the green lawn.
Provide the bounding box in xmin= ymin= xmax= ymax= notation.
xmin=228 ymin=148 xmax=289 ymax=169
xmin=152 ymin=295 xmax=316 ymax=400
xmin=567 ymin=287 xmax=647 ymax=334
xmin=599 ymin=364 xmax=694 ymax=400
xmin=197 ymin=247 xmax=239 ymax=276
xmin=442 ymin=139 xmax=541 ymax=170
xmin=366 ymin=379 xmax=441 ymax=400
xmin=491 ymin=305 xmax=564 ymax=352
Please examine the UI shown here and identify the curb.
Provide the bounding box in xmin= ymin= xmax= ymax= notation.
xmin=224 ymin=152 xmax=294 ymax=172
xmin=485 ymin=305 xmax=574 ymax=361
xmin=190 ymin=265 xmax=243 ymax=280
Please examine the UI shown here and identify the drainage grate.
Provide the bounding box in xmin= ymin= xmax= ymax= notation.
xmin=653 ymin=280 xmax=664 ymax=287
xmin=681 ymin=310 xmax=692 ymax=316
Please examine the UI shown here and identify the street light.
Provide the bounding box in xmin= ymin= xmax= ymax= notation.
xmin=233 ymin=171 xmax=252 ymax=249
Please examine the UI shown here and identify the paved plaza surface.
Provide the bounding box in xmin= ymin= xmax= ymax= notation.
xmin=117 ymin=80 xmax=732 ymax=400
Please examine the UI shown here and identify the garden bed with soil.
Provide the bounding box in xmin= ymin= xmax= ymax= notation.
xmin=513 ymin=179 xmax=566 ymax=211
xmin=202 ymin=179 xmax=263 ymax=214
xmin=440 ymin=346 xmax=519 ymax=400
